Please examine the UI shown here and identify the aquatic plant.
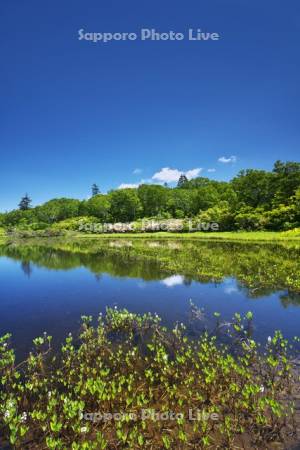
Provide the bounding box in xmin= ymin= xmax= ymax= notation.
xmin=0 ymin=308 xmax=299 ymax=449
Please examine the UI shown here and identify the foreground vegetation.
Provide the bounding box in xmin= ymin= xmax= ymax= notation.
xmin=1 ymin=160 xmax=300 ymax=233
xmin=0 ymin=307 xmax=299 ymax=449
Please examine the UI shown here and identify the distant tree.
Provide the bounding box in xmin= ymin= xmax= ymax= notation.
xmin=137 ymin=184 xmax=168 ymax=217
xmin=182 ymin=177 xmax=211 ymax=189
xmin=231 ymin=170 xmax=275 ymax=208
xmin=177 ymin=174 xmax=188 ymax=188
xmin=36 ymin=198 xmax=80 ymax=223
xmin=109 ymin=189 xmax=142 ymax=222
xmin=194 ymin=186 xmax=220 ymax=212
xmin=19 ymin=194 xmax=32 ymax=211
xmin=272 ymin=160 xmax=300 ymax=176
xmin=1 ymin=159 xmax=299 ymax=232
xmin=295 ymin=187 xmax=300 ymax=209
xmin=80 ymin=194 xmax=111 ymax=221
xmin=1 ymin=209 xmax=32 ymax=228
xmin=272 ymin=161 xmax=300 ymax=204
xmin=273 ymin=160 xmax=286 ymax=174
xmin=92 ymin=184 xmax=100 ymax=197
xmin=164 ymin=182 xmax=168 ymax=187
xmin=166 ymin=189 xmax=197 ymax=217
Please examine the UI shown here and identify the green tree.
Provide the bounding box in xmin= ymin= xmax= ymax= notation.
xmin=166 ymin=189 xmax=197 ymax=217
xmin=36 ymin=198 xmax=80 ymax=223
xmin=2 ymin=209 xmax=33 ymax=227
xmin=109 ymin=189 xmax=142 ymax=222
xmin=231 ymin=170 xmax=275 ymax=208
xmin=137 ymin=184 xmax=168 ymax=217
xmin=19 ymin=194 xmax=32 ymax=211
xmin=294 ymin=187 xmax=300 ymax=209
xmin=194 ymin=186 xmax=220 ymax=212
xmin=272 ymin=161 xmax=300 ymax=205
xmin=80 ymin=194 xmax=111 ymax=221
xmin=211 ymin=182 xmax=238 ymax=207
xmin=181 ymin=176 xmax=211 ymax=189
xmin=1 ymin=160 xmax=299 ymax=232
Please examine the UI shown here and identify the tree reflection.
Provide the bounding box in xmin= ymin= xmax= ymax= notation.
xmin=0 ymin=238 xmax=299 ymax=304
xmin=21 ymin=261 xmax=32 ymax=278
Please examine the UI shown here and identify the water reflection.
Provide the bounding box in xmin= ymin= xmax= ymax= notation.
xmin=161 ymin=275 xmax=185 ymax=287
xmin=21 ymin=261 xmax=32 ymax=278
xmin=0 ymin=238 xmax=300 ymax=357
xmin=1 ymin=238 xmax=299 ymax=300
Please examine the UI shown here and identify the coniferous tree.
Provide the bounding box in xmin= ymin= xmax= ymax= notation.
xmin=18 ymin=194 xmax=32 ymax=210
xmin=92 ymin=184 xmax=100 ymax=197
xmin=177 ymin=174 xmax=188 ymax=188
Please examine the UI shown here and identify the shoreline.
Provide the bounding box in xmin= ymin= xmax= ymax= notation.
xmin=68 ymin=230 xmax=300 ymax=242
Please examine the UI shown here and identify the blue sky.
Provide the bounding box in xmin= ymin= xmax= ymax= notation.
xmin=0 ymin=0 xmax=299 ymax=211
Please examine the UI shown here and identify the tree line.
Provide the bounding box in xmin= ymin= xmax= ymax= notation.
xmin=1 ymin=160 xmax=300 ymax=232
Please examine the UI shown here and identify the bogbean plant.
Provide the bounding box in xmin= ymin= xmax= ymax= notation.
xmin=0 ymin=307 xmax=299 ymax=449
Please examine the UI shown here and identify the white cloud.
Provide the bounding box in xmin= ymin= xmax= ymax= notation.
xmin=218 ymin=156 xmax=237 ymax=164
xmin=152 ymin=167 xmax=202 ymax=183
xmin=133 ymin=168 xmax=142 ymax=174
xmin=223 ymin=278 xmax=238 ymax=294
xmin=185 ymin=168 xmax=202 ymax=179
xmin=118 ymin=183 xmax=139 ymax=189
xmin=152 ymin=168 xmax=181 ymax=183
xmin=207 ymin=168 xmax=216 ymax=173
xmin=224 ymin=286 xmax=238 ymax=295
xmin=119 ymin=166 xmax=203 ymax=190
xmin=161 ymin=275 xmax=185 ymax=287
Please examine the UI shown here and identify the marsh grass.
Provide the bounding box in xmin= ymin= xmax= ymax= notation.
xmin=4 ymin=229 xmax=300 ymax=242
xmin=71 ymin=230 xmax=300 ymax=241
xmin=0 ymin=307 xmax=299 ymax=449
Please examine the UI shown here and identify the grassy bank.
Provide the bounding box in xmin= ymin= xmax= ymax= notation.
xmin=70 ymin=230 xmax=300 ymax=242
xmin=2 ymin=227 xmax=300 ymax=242
xmin=0 ymin=227 xmax=6 ymax=242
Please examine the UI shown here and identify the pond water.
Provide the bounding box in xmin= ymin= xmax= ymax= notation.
xmin=0 ymin=238 xmax=299 ymax=358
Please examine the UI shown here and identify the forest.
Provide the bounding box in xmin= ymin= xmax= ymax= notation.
xmin=1 ymin=160 xmax=300 ymax=232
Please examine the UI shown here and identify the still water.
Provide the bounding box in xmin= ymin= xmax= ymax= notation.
xmin=0 ymin=238 xmax=299 ymax=358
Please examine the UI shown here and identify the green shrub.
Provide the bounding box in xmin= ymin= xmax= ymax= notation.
xmin=264 ymin=204 xmax=299 ymax=231
xmin=52 ymin=216 xmax=100 ymax=232
xmin=196 ymin=201 xmax=235 ymax=231
xmin=7 ymin=229 xmax=65 ymax=239
xmin=234 ymin=207 xmax=267 ymax=231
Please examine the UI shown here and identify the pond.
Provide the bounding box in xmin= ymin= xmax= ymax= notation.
xmin=0 ymin=238 xmax=299 ymax=358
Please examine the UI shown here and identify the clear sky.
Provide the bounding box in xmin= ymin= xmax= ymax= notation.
xmin=0 ymin=0 xmax=299 ymax=211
